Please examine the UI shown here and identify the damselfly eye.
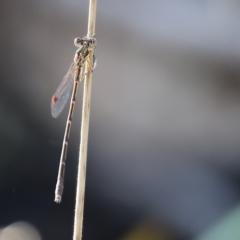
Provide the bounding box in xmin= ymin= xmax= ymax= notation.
xmin=74 ymin=37 xmax=83 ymax=47
xmin=89 ymin=38 xmax=97 ymax=49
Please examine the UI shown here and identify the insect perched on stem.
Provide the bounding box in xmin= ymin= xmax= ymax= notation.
xmin=51 ymin=36 xmax=97 ymax=203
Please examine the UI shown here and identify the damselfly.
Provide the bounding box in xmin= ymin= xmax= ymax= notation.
xmin=51 ymin=36 xmax=97 ymax=203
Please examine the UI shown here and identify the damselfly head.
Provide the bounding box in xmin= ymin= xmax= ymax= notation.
xmin=74 ymin=36 xmax=97 ymax=49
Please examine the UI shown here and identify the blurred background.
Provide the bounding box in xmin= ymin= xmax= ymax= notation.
xmin=1 ymin=0 xmax=240 ymax=239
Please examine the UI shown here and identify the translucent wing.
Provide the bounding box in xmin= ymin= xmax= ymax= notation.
xmin=51 ymin=63 xmax=76 ymax=118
